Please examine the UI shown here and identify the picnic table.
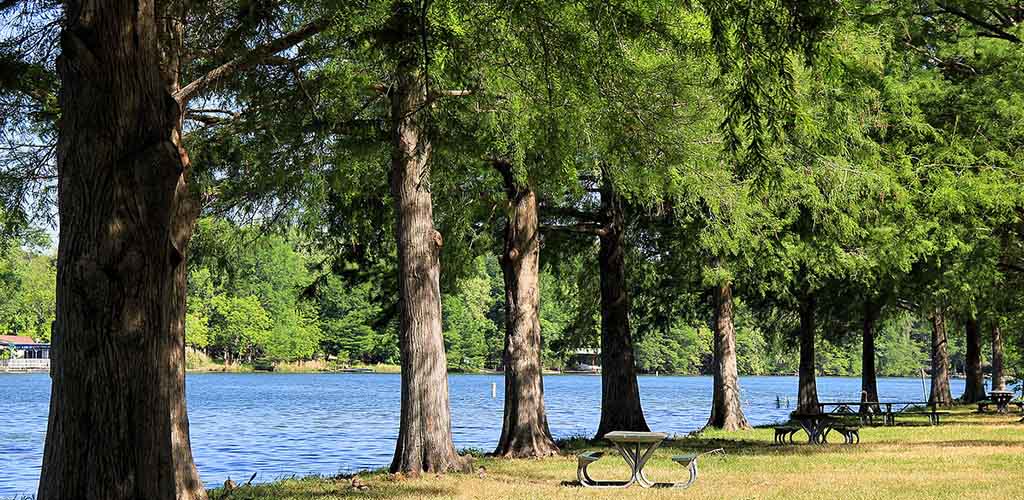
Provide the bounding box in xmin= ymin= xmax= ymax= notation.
xmin=789 ymin=412 xmax=842 ymax=444
xmin=577 ymin=431 xmax=721 ymax=489
xmin=817 ymin=401 xmax=947 ymax=425
xmin=988 ymin=391 xmax=1015 ymax=413
xmin=600 ymin=431 xmax=666 ymax=487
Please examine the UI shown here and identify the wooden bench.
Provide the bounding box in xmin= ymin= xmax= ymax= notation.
xmin=773 ymin=425 xmax=801 ymax=444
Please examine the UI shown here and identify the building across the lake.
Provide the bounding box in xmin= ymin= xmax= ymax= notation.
xmin=0 ymin=335 xmax=51 ymax=372
xmin=566 ymin=349 xmax=600 ymax=373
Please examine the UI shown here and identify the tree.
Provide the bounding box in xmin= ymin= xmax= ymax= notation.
xmin=32 ymin=2 xmax=330 ymax=496
xmin=961 ymin=315 xmax=986 ymax=402
xmin=595 ymin=180 xmax=650 ymax=436
xmin=490 ymin=162 xmax=558 ymax=457
xmin=38 ymin=1 xmax=208 ymax=497
xmin=706 ymin=280 xmax=751 ymax=430
xmin=929 ymin=308 xmax=954 ymax=406
xmin=385 ymin=2 xmax=468 ymax=474
xmin=991 ymin=321 xmax=1006 ymax=391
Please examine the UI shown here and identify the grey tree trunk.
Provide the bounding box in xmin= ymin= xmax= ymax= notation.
xmin=595 ymin=181 xmax=649 ymax=437
xmin=929 ymin=309 xmax=953 ymax=407
xmin=492 ymin=164 xmax=558 ymax=458
xmin=705 ymin=281 xmax=751 ymax=431
xmin=861 ymin=298 xmax=881 ymax=413
xmin=961 ymin=316 xmax=985 ymax=403
xmin=388 ymin=29 xmax=467 ymax=474
xmin=39 ymin=1 xmax=205 ymax=498
xmin=797 ymin=293 xmax=819 ymax=414
xmin=992 ymin=322 xmax=1005 ymax=391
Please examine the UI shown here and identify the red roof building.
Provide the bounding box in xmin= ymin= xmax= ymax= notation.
xmin=0 ymin=335 xmax=37 ymax=345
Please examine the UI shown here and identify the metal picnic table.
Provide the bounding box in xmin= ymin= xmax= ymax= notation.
xmin=576 ymin=431 xmax=722 ymax=489
xmin=600 ymin=431 xmax=667 ymax=488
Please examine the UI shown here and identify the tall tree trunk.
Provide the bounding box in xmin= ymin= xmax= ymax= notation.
xmin=492 ymin=163 xmax=558 ymax=458
xmin=961 ymin=316 xmax=985 ymax=403
xmin=992 ymin=322 xmax=1005 ymax=391
xmin=595 ymin=181 xmax=649 ymax=437
xmin=388 ymin=23 xmax=466 ymax=474
xmin=929 ymin=308 xmax=953 ymax=407
xmin=39 ymin=1 xmax=205 ymax=499
xmin=797 ymin=293 xmax=819 ymax=414
xmin=705 ymin=280 xmax=751 ymax=431
xmin=861 ymin=297 xmax=882 ymax=413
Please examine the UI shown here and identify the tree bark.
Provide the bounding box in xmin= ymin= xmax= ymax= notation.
xmin=39 ymin=1 xmax=206 ymax=499
xmin=388 ymin=14 xmax=467 ymax=473
xmin=797 ymin=292 xmax=819 ymax=414
xmin=860 ymin=298 xmax=882 ymax=413
xmin=492 ymin=163 xmax=558 ymax=458
xmin=929 ymin=308 xmax=953 ymax=407
xmin=595 ymin=181 xmax=649 ymax=438
xmin=705 ymin=280 xmax=751 ymax=431
xmin=991 ymin=321 xmax=1005 ymax=391
xmin=961 ymin=316 xmax=985 ymax=403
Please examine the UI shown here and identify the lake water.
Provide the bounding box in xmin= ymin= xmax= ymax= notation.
xmin=0 ymin=373 xmax=965 ymax=497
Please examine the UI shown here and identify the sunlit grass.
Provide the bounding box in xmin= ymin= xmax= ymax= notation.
xmin=210 ymin=406 xmax=1024 ymax=499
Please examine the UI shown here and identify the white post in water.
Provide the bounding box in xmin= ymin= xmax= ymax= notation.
xmin=491 ymin=382 xmax=496 ymax=399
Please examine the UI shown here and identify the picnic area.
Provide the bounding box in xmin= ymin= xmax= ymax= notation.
xmin=209 ymin=406 xmax=1024 ymax=499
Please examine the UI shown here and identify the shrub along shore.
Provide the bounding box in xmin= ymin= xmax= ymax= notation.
xmin=206 ymin=407 xmax=1024 ymax=499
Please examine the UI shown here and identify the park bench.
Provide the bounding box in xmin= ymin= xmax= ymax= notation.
xmin=773 ymin=425 xmax=801 ymax=444
xmin=576 ymin=451 xmax=604 ymax=485
xmin=669 ymin=455 xmax=699 ymax=489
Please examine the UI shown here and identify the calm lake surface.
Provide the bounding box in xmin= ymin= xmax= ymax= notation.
xmin=0 ymin=373 xmax=966 ymax=497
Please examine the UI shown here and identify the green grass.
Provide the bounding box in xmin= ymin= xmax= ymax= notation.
xmin=207 ymin=407 xmax=1024 ymax=499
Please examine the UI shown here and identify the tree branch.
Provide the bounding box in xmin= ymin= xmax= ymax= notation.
xmin=540 ymin=222 xmax=608 ymax=236
xmin=175 ymin=16 xmax=332 ymax=105
xmin=937 ymin=3 xmax=1022 ymax=44
xmin=540 ymin=205 xmax=603 ymax=222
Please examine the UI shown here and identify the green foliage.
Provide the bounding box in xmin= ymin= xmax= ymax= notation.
xmin=208 ymin=294 xmax=272 ymax=363
xmin=0 ymin=245 xmax=55 ymax=341
xmin=636 ymin=323 xmax=712 ymax=375
xmin=442 ymin=257 xmax=501 ymax=370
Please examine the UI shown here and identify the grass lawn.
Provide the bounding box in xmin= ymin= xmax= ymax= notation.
xmin=209 ymin=407 xmax=1024 ymax=499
